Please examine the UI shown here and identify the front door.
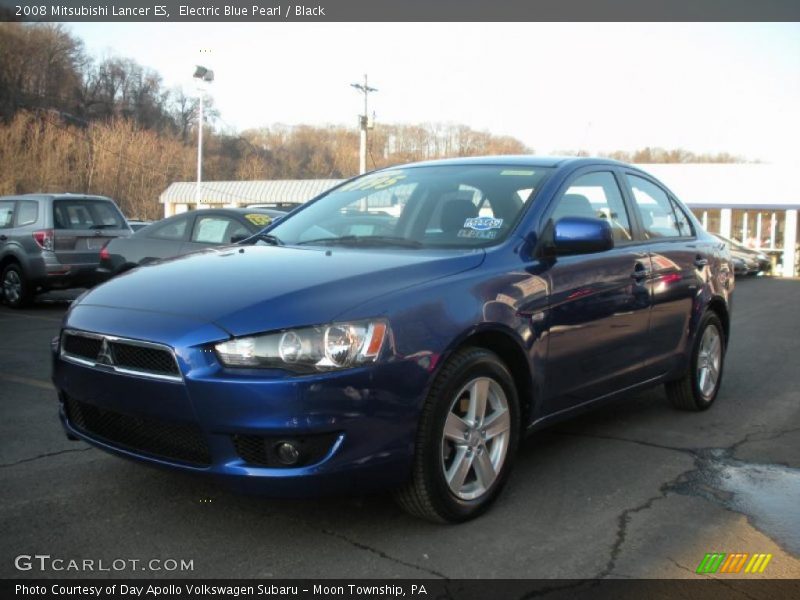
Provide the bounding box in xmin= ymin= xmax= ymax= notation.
xmin=541 ymin=170 xmax=653 ymax=414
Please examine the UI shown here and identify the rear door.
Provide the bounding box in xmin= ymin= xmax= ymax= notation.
xmin=621 ymin=172 xmax=703 ymax=375
xmin=52 ymin=198 xmax=130 ymax=268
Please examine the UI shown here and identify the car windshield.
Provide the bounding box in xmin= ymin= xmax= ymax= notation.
xmin=268 ymin=165 xmax=553 ymax=249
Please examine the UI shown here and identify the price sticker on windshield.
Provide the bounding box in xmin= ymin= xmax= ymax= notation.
xmin=245 ymin=214 xmax=273 ymax=226
xmin=341 ymin=171 xmax=407 ymax=192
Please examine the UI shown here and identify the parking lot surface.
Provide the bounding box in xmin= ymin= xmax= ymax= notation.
xmin=1 ymin=279 xmax=799 ymax=579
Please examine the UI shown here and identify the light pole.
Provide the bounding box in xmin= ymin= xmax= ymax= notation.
xmin=350 ymin=74 xmax=377 ymax=175
xmin=193 ymin=65 xmax=214 ymax=208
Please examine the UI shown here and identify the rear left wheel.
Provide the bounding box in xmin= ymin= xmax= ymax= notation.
xmin=666 ymin=312 xmax=725 ymax=411
xmin=395 ymin=347 xmax=520 ymax=523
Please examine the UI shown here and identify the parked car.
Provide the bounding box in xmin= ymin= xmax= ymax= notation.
xmin=0 ymin=193 xmax=131 ymax=307
xmin=96 ymin=208 xmax=286 ymax=281
xmin=127 ymin=220 xmax=152 ymax=232
xmin=713 ymin=233 xmax=770 ymax=275
xmin=53 ymin=157 xmax=733 ymax=522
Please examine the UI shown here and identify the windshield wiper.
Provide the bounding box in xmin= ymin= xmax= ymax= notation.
xmin=296 ymin=235 xmax=422 ymax=248
xmin=244 ymin=232 xmax=284 ymax=246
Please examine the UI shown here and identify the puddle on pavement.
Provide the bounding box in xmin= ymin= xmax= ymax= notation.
xmin=670 ymin=449 xmax=800 ymax=555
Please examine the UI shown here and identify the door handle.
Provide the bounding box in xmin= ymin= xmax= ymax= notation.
xmin=631 ymin=262 xmax=650 ymax=281
xmin=694 ymin=256 xmax=708 ymax=269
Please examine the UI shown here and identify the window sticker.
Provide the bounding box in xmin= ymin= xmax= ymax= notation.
xmin=464 ymin=216 xmax=503 ymax=231
xmin=245 ymin=214 xmax=272 ymax=226
xmin=340 ymin=171 xmax=407 ymax=192
xmin=500 ymin=169 xmax=535 ymax=176
xmin=457 ymin=229 xmax=499 ymax=240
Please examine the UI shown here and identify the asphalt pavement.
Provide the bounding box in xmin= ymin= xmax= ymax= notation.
xmin=1 ymin=278 xmax=799 ymax=579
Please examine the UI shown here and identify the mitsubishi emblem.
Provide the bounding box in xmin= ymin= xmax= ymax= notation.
xmin=96 ymin=338 xmax=114 ymax=365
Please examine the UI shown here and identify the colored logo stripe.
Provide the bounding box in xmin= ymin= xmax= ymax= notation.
xmin=697 ymin=553 xmax=773 ymax=574
xmin=697 ymin=553 xmax=726 ymax=573
xmin=745 ymin=554 xmax=773 ymax=573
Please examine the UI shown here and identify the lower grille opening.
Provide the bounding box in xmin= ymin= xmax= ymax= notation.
xmin=233 ymin=432 xmax=340 ymax=468
xmin=64 ymin=397 xmax=211 ymax=466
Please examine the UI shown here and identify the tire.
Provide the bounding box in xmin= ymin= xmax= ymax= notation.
xmin=395 ymin=346 xmax=520 ymax=523
xmin=666 ymin=312 xmax=725 ymax=411
xmin=1 ymin=263 xmax=33 ymax=308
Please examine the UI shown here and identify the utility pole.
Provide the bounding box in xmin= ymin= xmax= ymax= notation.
xmin=193 ymin=65 xmax=214 ymax=208
xmin=351 ymin=74 xmax=377 ymax=174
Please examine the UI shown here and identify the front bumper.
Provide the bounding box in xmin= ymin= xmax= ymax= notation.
xmin=52 ymin=333 xmax=427 ymax=496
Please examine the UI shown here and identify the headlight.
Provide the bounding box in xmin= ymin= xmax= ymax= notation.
xmin=214 ymin=319 xmax=390 ymax=372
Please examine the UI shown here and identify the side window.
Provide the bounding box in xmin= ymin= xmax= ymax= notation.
xmin=670 ymin=198 xmax=694 ymax=237
xmin=551 ymin=172 xmax=633 ymax=243
xmin=148 ymin=216 xmax=189 ymax=241
xmin=15 ymin=201 xmax=38 ymax=227
xmin=192 ymin=216 xmax=240 ymax=244
xmin=0 ymin=201 xmax=14 ymax=229
xmin=627 ymin=175 xmax=683 ymax=239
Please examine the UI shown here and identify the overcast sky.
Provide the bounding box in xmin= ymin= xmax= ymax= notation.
xmin=68 ymin=22 xmax=800 ymax=164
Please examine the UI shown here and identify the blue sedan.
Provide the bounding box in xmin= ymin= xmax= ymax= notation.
xmin=53 ymin=157 xmax=733 ymax=522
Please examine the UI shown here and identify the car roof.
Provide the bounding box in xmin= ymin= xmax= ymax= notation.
xmin=393 ymin=155 xmax=628 ymax=170
xmin=0 ymin=193 xmax=116 ymax=202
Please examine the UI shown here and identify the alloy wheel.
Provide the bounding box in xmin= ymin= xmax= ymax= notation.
xmin=697 ymin=325 xmax=722 ymax=399
xmin=441 ymin=376 xmax=511 ymax=500
xmin=3 ymin=269 xmax=21 ymax=304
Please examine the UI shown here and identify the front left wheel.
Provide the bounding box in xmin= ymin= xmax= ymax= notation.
xmin=395 ymin=347 xmax=520 ymax=523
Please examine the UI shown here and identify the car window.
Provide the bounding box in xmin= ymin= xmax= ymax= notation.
xmin=0 ymin=201 xmax=14 ymax=229
xmin=670 ymin=198 xmax=694 ymax=237
xmin=626 ymin=175 xmax=683 ymax=239
xmin=192 ymin=216 xmax=241 ymax=244
xmin=15 ymin=201 xmax=38 ymax=227
xmin=53 ymin=200 xmax=126 ymax=230
xmin=147 ymin=216 xmax=189 ymax=241
xmin=269 ymin=166 xmax=553 ymax=248
xmin=550 ymin=172 xmax=633 ymax=243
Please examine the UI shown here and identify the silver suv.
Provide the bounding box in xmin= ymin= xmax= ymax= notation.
xmin=0 ymin=194 xmax=131 ymax=308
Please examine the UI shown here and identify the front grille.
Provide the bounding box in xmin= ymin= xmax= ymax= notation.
xmin=109 ymin=342 xmax=179 ymax=375
xmin=62 ymin=334 xmax=102 ymax=360
xmin=233 ymin=432 xmax=339 ymax=468
xmin=64 ymin=397 xmax=211 ymax=466
xmin=61 ymin=330 xmax=181 ymax=380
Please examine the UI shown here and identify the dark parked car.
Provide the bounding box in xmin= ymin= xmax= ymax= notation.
xmin=1 ymin=193 xmax=131 ymax=307
xmin=713 ymin=233 xmax=770 ymax=275
xmin=97 ymin=208 xmax=285 ymax=281
xmin=53 ymin=157 xmax=733 ymax=522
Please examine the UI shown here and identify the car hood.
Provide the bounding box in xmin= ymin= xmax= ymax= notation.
xmin=74 ymin=245 xmax=485 ymax=339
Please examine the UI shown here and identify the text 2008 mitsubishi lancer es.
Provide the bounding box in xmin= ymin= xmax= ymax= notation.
xmin=53 ymin=157 xmax=733 ymax=522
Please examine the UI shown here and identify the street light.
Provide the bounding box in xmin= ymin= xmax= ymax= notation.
xmin=351 ymin=74 xmax=377 ymax=175
xmin=193 ymin=65 xmax=214 ymax=207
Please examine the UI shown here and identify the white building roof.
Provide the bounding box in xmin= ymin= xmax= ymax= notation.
xmin=160 ymin=179 xmax=343 ymax=205
xmin=633 ymin=163 xmax=799 ymax=210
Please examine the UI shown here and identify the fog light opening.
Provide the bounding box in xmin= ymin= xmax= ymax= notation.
xmin=275 ymin=441 xmax=302 ymax=466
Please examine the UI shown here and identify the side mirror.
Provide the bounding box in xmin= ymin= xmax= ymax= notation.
xmin=231 ymin=233 xmax=251 ymax=244
xmin=551 ymin=217 xmax=614 ymax=255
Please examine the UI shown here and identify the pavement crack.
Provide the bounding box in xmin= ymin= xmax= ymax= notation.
xmin=550 ymin=430 xmax=696 ymax=455
xmin=596 ymin=481 xmax=676 ymax=579
xmin=315 ymin=526 xmax=449 ymax=578
xmin=0 ymin=447 xmax=92 ymax=468
xmin=271 ymin=512 xmax=449 ymax=579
